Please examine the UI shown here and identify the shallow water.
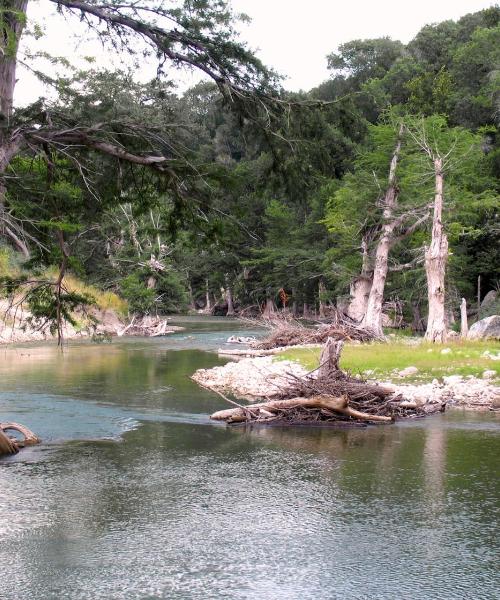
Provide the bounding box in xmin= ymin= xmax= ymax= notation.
xmin=0 ymin=319 xmax=499 ymax=600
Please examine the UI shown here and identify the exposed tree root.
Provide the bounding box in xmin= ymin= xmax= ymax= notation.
xmin=0 ymin=422 xmax=41 ymax=456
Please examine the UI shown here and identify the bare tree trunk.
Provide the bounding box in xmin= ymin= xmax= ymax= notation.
xmin=361 ymin=127 xmax=403 ymax=336
xmin=262 ymin=297 xmax=275 ymax=319
xmin=411 ymin=301 xmax=425 ymax=333
xmin=0 ymin=1 xmax=27 ymax=122
xmin=425 ymin=158 xmax=448 ymax=343
xmin=225 ymin=280 xmax=235 ymax=317
xmin=205 ymin=279 xmax=212 ymax=312
xmin=0 ymin=2 xmax=29 ymax=254
xmin=460 ymin=298 xmax=468 ymax=338
xmin=347 ymin=236 xmax=372 ymax=321
xmin=303 ymin=303 xmax=313 ymax=319
xmin=318 ymin=279 xmax=327 ymax=319
xmin=291 ymin=287 xmax=299 ymax=317
xmin=187 ymin=280 xmax=195 ymax=311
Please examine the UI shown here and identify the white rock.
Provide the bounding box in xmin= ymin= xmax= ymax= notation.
xmin=443 ymin=375 xmax=463 ymax=385
xmin=482 ymin=370 xmax=497 ymax=380
xmin=441 ymin=348 xmax=452 ymax=355
xmin=399 ymin=366 xmax=419 ymax=377
xmin=482 ymin=351 xmax=500 ymax=361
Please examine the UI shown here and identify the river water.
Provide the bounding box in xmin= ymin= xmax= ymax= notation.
xmin=0 ymin=318 xmax=499 ymax=600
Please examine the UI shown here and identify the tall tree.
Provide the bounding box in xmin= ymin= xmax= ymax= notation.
xmin=405 ymin=116 xmax=484 ymax=342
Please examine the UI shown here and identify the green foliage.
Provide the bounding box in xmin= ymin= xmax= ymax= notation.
xmin=1 ymin=3 xmax=498 ymax=329
xmin=0 ymin=275 xmax=96 ymax=337
xmin=120 ymin=274 xmax=157 ymax=314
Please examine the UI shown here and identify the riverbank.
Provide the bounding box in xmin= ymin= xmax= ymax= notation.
xmin=0 ymin=299 xmax=184 ymax=344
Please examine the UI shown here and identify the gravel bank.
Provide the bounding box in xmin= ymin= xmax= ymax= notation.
xmin=193 ymin=356 xmax=500 ymax=410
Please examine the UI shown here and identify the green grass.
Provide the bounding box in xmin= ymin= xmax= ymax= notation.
xmin=276 ymin=339 xmax=500 ymax=382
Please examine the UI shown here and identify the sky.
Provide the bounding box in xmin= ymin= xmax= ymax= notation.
xmin=15 ymin=0 xmax=496 ymax=105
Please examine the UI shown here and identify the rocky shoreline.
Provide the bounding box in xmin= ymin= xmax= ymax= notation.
xmin=193 ymin=350 xmax=500 ymax=411
xmin=0 ymin=300 xmax=183 ymax=344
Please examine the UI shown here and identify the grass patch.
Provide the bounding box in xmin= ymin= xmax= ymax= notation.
xmin=276 ymin=339 xmax=500 ymax=382
xmin=63 ymin=274 xmax=128 ymax=317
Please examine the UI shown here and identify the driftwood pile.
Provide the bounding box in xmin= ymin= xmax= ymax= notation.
xmin=253 ymin=315 xmax=379 ymax=350
xmin=117 ymin=315 xmax=184 ymax=337
xmin=0 ymin=422 xmax=40 ymax=457
xmin=211 ymin=339 xmax=446 ymax=427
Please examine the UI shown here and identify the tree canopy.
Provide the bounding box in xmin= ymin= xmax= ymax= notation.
xmin=0 ymin=2 xmax=498 ymax=339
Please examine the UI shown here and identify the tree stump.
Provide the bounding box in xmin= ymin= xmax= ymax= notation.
xmin=318 ymin=337 xmax=344 ymax=378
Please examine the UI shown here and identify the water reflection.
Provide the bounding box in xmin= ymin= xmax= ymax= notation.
xmin=0 ymin=325 xmax=499 ymax=599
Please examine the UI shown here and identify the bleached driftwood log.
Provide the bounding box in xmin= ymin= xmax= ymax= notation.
xmin=211 ymin=395 xmax=393 ymax=424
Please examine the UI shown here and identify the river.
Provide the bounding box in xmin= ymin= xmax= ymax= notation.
xmin=0 ymin=318 xmax=499 ymax=600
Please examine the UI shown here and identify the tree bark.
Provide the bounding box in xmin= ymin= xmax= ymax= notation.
xmin=361 ymin=126 xmax=403 ymax=336
xmin=424 ymin=158 xmax=448 ymax=343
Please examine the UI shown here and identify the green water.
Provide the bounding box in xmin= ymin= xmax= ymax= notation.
xmin=0 ymin=319 xmax=499 ymax=599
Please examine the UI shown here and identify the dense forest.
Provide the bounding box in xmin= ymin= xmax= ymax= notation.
xmin=0 ymin=1 xmax=499 ymax=341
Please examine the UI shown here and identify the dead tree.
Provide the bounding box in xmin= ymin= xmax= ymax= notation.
xmin=361 ymin=124 xmax=429 ymax=337
xmin=402 ymin=117 xmax=475 ymax=343
xmin=424 ymin=157 xmax=448 ymax=342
